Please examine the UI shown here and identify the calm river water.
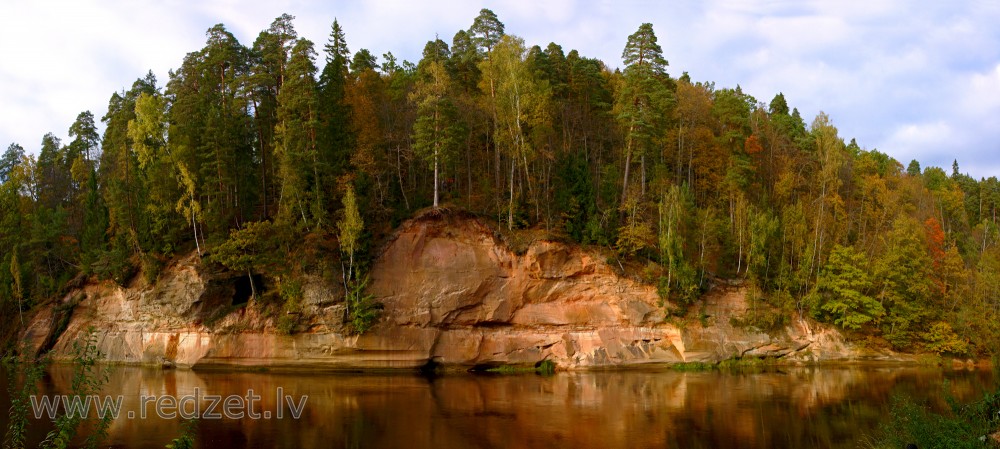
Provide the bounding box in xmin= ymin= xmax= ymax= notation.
xmin=1 ymin=364 xmax=996 ymax=448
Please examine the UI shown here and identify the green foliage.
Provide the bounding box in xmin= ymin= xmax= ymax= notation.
xmin=536 ymin=359 xmax=556 ymax=375
xmin=209 ymin=221 xmax=282 ymax=275
xmin=40 ymin=330 xmax=111 ymax=449
xmin=864 ymin=386 xmax=1000 ymax=449
xmin=6 ymin=249 xmax=26 ymax=330
xmin=338 ymin=186 xmax=363 ymax=272
xmin=668 ymin=361 xmax=714 ymax=371
xmin=483 ymin=360 xmax=556 ymax=375
xmin=920 ymin=321 xmax=970 ymax=356
xmin=276 ymin=312 xmax=297 ymax=335
xmin=554 ymin=150 xmax=596 ymax=242
xmin=275 ymin=39 xmax=326 ymax=228
xmin=616 ymin=191 xmax=654 ymax=256
xmin=614 ymin=23 xmax=673 ymax=203
xmin=275 ymin=279 xmax=303 ymax=335
xmin=0 ymin=143 xmax=24 ymax=184
xmin=731 ymin=285 xmax=789 ymax=332
xmin=164 ymin=419 xmax=198 ymax=449
xmin=3 ymin=351 xmax=46 ymax=449
xmin=276 ymin=279 xmax=303 ymax=335
xmin=469 ymin=8 xmax=505 ymax=53
xmin=5 ymin=11 xmax=1000 ymax=359
xmin=410 ymin=56 xmax=463 ymax=207
xmin=747 ymin=207 xmax=779 ymax=282
xmin=350 ymin=49 xmax=377 ymax=74
xmin=346 ymin=275 xmax=381 ymax=335
xmin=657 ymin=265 xmax=699 ymax=313
xmin=318 ymin=19 xmax=353 ymax=179
xmin=91 ymin=234 xmax=136 ymax=286
xmin=716 ymin=356 xmax=777 ymax=372
xmin=811 ymin=244 xmax=884 ymax=330
xmin=478 ymin=33 xmax=552 ymax=229
xmin=621 ymin=23 xmax=668 ymax=72
xmin=876 ymin=217 xmax=935 ymax=348
xmin=3 ymin=333 xmax=124 ymax=449
xmin=657 ymin=185 xmax=700 ymax=311
xmin=140 ymin=253 xmax=164 ymax=285
xmin=670 ymin=358 xmax=779 ymax=372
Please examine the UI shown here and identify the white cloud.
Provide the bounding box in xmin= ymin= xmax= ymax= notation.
xmin=0 ymin=0 xmax=208 ymax=149
xmin=884 ymin=121 xmax=955 ymax=158
xmin=879 ymin=63 xmax=1000 ymax=178
xmin=963 ymin=64 xmax=1000 ymax=115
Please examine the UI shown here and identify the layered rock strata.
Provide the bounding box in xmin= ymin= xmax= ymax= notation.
xmin=23 ymin=212 xmax=905 ymax=369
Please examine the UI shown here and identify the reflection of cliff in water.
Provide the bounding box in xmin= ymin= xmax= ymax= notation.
xmin=6 ymin=366 xmax=997 ymax=449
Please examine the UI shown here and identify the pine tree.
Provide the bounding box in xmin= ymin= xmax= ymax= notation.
xmin=248 ymin=14 xmax=299 ymax=219
xmin=615 ymin=23 xmax=672 ymax=203
xmin=0 ymin=143 xmax=24 ymax=184
xmin=469 ymin=8 xmax=505 ymax=55
xmin=99 ymin=74 xmax=157 ymax=257
xmin=67 ymin=111 xmax=100 ymax=163
xmin=274 ymin=39 xmax=323 ymax=228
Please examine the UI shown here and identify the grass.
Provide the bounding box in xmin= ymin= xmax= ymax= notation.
xmin=483 ymin=360 xmax=557 ymax=375
xmin=915 ymin=353 xmax=945 ymax=366
xmin=669 ymin=357 xmax=780 ymax=372
xmin=669 ymin=361 xmax=715 ymax=371
xmin=717 ymin=356 xmax=778 ymax=371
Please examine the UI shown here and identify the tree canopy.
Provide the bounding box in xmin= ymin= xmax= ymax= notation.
xmin=0 ymin=11 xmax=996 ymax=356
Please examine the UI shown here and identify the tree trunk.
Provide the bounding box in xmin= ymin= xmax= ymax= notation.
xmin=434 ymin=108 xmax=440 ymax=208
xmin=396 ymin=146 xmax=410 ymax=210
xmin=622 ymin=151 xmax=632 ymax=204
xmin=247 ymin=268 xmax=257 ymax=299
xmin=433 ymin=149 xmax=440 ymax=208
xmin=621 ymin=125 xmax=635 ymax=205
xmin=192 ymin=211 xmax=201 ymax=257
xmin=640 ymin=154 xmax=646 ymax=197
xmin=508 ymin=154 xmax=515 ymax=230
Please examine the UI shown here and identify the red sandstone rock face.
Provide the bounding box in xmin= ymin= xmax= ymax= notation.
xmin=27 ymin=212 xmax=909 ymax=370
xmin=370 ymin=215 xmax=665 ymax=328
xmin=365 ymin=213 xmax=685 ymax=368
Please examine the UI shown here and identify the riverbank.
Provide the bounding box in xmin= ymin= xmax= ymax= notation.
xmin=16 ymin=212 xmax=968 ymax=371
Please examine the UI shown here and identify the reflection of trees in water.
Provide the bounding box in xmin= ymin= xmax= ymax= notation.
xmin=16 ymin=366 xmax=997 ymax=449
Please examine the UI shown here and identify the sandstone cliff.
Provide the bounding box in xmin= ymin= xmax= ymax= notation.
xmin=21 ymin=211 xmax=907 ymax=370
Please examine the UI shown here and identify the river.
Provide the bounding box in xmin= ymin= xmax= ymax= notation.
xmin=0 ymin=364 xmax=995 ymax=448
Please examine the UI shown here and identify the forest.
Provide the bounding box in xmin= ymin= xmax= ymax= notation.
xmin=1 ymin=9 xmax=998 ymax=355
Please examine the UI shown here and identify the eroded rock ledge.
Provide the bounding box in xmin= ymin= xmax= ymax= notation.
xmin=22 ymin=212 xmax=908 ymax=370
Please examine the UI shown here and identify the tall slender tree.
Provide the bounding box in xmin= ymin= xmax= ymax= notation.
xmin=248 ymin=14 xmax=299 ymax=219
xmin=615 ymin=23 xmax=672 ymax=203
xmin=318 ymin=19 xmax=353 ymax=179
xmin=275 ymin=39 xmax=324 ymax=228
xmin=412 ymin=40 xmax=461 ymax=208
xmin=479 ymin=35 xmax=551 ymax=228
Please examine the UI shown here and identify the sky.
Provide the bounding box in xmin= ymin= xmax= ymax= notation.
xmin=1 ymin=0 xmax=999 ymax=178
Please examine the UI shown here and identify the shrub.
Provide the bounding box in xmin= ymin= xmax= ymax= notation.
xmin=346 ymin=275 xmax=381 ymax=335
xmin=921 ymin=321 xmax=970 ymax=357
xmin=862 ymin=385 xmax=1000 ymax=449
